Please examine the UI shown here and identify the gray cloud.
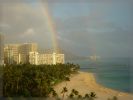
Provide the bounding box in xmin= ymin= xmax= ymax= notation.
xmin=0 ymin=0 xmax=133 ymax=57
xmin=55 ymin=13 xmax=133 ymax=57
xmin=0 ymin=1 xmax=53 ymax=49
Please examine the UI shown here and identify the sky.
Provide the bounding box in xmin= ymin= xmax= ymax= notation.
xmin=0 ymin=0 xmax=133 ymax=57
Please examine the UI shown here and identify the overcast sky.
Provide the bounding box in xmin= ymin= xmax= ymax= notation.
xmin=0 ymin=0 xmax=133 ymax=57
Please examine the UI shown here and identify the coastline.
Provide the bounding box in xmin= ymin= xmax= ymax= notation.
xmin=54 ymin=71 xmax=133 ymax=100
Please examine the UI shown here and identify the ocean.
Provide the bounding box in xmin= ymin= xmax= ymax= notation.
xmin=66 ymin=57 xmax=133 ymax=93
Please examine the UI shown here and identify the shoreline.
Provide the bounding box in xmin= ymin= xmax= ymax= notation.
xmin=54 ymin=71 xmax=133 ymax=100
xmin=92 ymin=72 xmax=132 ymax=95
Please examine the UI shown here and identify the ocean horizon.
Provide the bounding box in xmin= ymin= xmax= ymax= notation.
xmin=66 ymin=57 xmax=133 ymax=93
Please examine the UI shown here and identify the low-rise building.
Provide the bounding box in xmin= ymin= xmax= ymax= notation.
xmin=29 ymin=52 xmax=39 ymax=65
xmin=29 ymin=52 xmax=65 ymax=65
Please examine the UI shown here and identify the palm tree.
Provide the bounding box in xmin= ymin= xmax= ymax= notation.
xmin=84 ymin=93 xmax=90 ymax=99
xmin=72 ymin=89 xmax=79 ymax=96
xmin=69 ymin=89 xmax=79 ymax=99
xmin=113 ymin=96 xmax=118 ymax=100
xmin=69 ymin=93 xmax=74 ymax=99
xmin=89 ymin=92 xmax=96 ymax=100
xmin=107 ymin=96 xmax=118 ymax=100
xmin=83 ymin=92 xmax=96 ymax=100
xmin=50 ymin=88 xmax=58 ymax=98
xmin=3 ymin=63 xmax=79 ymax=97
xmin=77 ymin=94 xmax=82 ymax=99
xmin=61 ymin=87 xmax=68 ymax=100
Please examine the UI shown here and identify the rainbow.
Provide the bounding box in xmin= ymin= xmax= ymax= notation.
xmin=36 ymin=1 xmax=97 ymax=57
xmin=38 ymin=1 xmax=58 ymax=52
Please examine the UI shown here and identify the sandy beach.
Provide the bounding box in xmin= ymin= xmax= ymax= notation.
xmin=54 ymin=71 xmax=133 ymax=100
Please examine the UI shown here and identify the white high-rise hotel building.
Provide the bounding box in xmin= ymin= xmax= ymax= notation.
xmin=4 ymin=44 xmax=20 ymax=64
xmin=19 ymin=43 xmax=38 ymax=64
xmin=4 ymin=43 xmax=65 ymax=65
xmin=0 ymin=34 xmax=4 ymax=65
xmin=4 ymin=43 xmax=38 ymax=64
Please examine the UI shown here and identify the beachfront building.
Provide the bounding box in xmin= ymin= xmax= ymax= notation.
xmin=55 ymin=53 xmax=65 ymax=64
xmin=3 ymin=42 xmax=65 ymax=65
xmin=29 ymin=52 xmax=39 ymax=65
xmin=4 ymin=43 xmax=38 ymax=64
xmin=89 ymin=55 xmax=100 ymax=61
xmin=29 ymin=52 xmax=65 ymax=65
xmin=19 ymin=43 xmax=38 ymax=64
xmin=4 ymin=44 xmax=20 ymax=64
xmin=0 ymin=34 xmax=4 ymax=65
xmin=38 ymin=53 xmax=53 ymax=65
xmin=4 ymin=46 xmax=14 ymax=64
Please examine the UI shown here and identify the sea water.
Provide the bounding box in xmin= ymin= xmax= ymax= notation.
xmin=66 ymin=57 xmax=133 ymax=93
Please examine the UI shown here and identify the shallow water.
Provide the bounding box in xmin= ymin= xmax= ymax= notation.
xmin=66 ymin=57 xmax=133 ymax=93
